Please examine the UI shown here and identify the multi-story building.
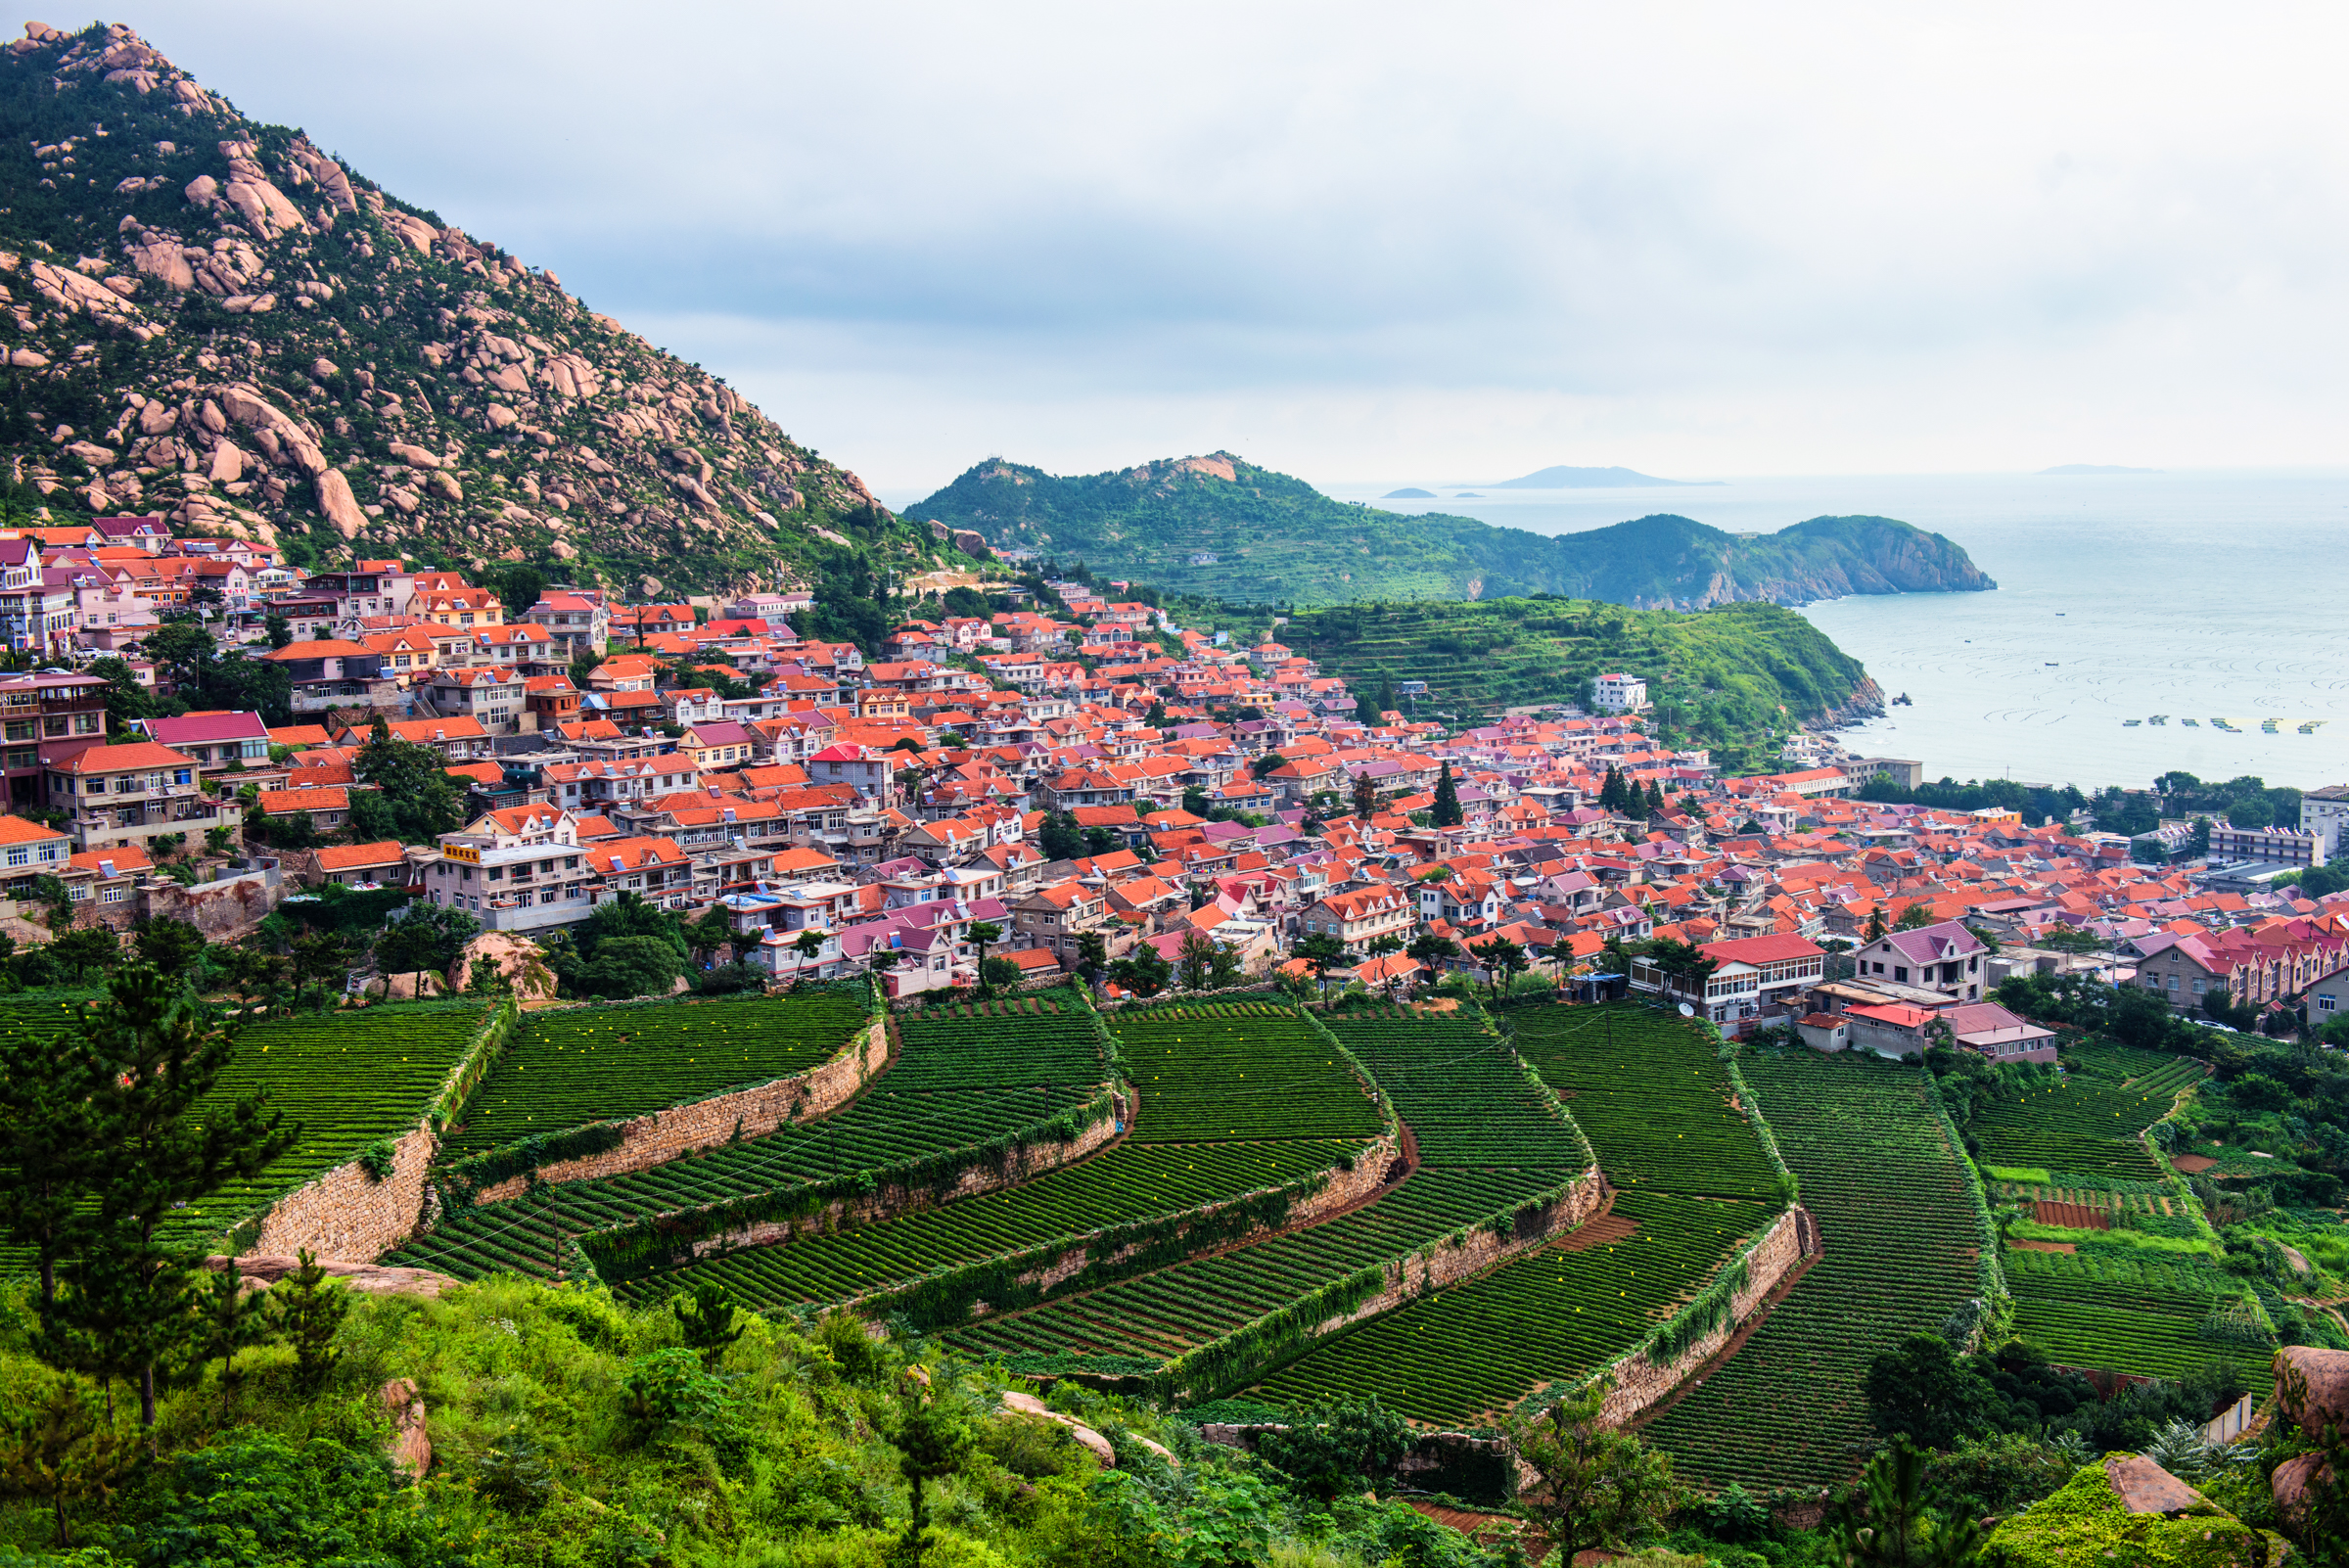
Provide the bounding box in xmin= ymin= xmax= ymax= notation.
xmin=2301 ymin=786 xmax=2349 ymax=858
xmin=0 ymin=670 xmax=108 ymax=808
xmin=137 ymin=711 xmax=271 ymax=776
xmin=527 ymin=591 xmax=609 ymax=657
xmin=2208 ymin=824 xmax=2326 ymax=869
xmin=425 ymin=805 xmax=593 ymax=930
xmin=1591 ymin=672 xmax=1649 ymax=713
xmin=1299 ymin=886 xmax=1414 ymax=954
xmin=419 ymin=665 xmax=532 ymax=735
xmin=264 ymin=640 xmax=398 ymax=715
xmin=1849 ymin=921 xmax=1987 ymax=1003
xmin=45 ymin=740 xmax=218 ymax=853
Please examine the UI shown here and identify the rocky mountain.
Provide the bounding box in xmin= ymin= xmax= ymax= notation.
xmin=0 ymin=22 xmax=945 ymax=597
xmin=909 ymin=451 xmax=1996 ymax=607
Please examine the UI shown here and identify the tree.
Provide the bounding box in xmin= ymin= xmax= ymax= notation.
xmin=979 ymin=955 xmax=1021 ymax=991
xmin=1038 ymin=810 xmax=1083 ymax=862
xmin=1832 ymin=1437 xmax=1986 ymax=1568
xmin=1643 ymin=937 xmax=1719 ymax=992
xmin=1075 ymin=929 xmax=1109 ymax=982
xmin=1865 ymin=1333 xmax=1997 ymax=1451
xmin=1352 ymin=769 xmax=1378 ymax=821
xmin=0 ymin=1013 xmax=104 ymax=1307
xmin=579 ymin=935 xmax=688 ymax=1000
xmin=41 ymin=965 xmax=296 ymax=1425
xmin=1408 ymin=932 xmax=1459 ymax=967
xmin=2188 ymin=815 xmax=2212 ymax=857
xmin=968 ymin=920 xmax=1003 ymax=971
xmin=263 ymin=613 xmax=293 ymax=651
xmin=1507 ymin=1379 xmax=1679 ymax=1568
xmin=84 ymin=656 xmax=159 ymax=733
xmin=274 ymin=1249 xmax=349 ymax=1390
xmin=134 ymin=918 xmax=207 ymax=976
xmin=345 ymin=791 xmax=395 ymax=843
xmin=144 ymin=620 xmax=215 ymax=694
xmin=0 ymin=1374 xmax=140 ymax=1548
xmin=1252 ymin=752 xmax=1287 ymax=780
xmin=1111 ymin=940 xmax=1172 ymax=997
xmin=671 ymin=1280 xmax=745 ymax=1369
xmin=1373 ymin=671 xmax=1399 ymax=716
xmin=1176 ymin=928 xmax=1219 ymax=992
xmin=1254 ymin=1396 xmax=1409 ymax=1503
xmin=352 ymin=716 xmax=464 ymax=843
xmin=373 ymin=919 xmax=443 ymax=1000
xmin=1294 ymin=931 xmax=1347 ymax=987
xmin=1865 ymin=906 xmax=1888 ymax=944
xmin=195 ymin=1260 xmax=276 ymax=1386
xmin=49 ymin=925 xmax=117 ymax=984
xmin=1468 ymin=935 xmax=1529 ymax=998
xmin=1206 ymin=940 xmax=1246 ymax=990
xmin=289 ymin=929 xmax=354 ymax=1009
xmin=1431 ymin=762 xmax=1463 ymax=828
xmin=1896 ymin=902 xmax=1937 ymax=931
xmin=889 ymin=1368 xmax=974 ymax=1568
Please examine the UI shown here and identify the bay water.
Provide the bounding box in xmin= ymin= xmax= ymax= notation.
xmin=1323 ymin=469 xmax=2349 ymax=795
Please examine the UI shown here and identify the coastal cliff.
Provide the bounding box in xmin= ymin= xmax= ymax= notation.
xmin=911 ymin=454 xmax=1996 ymax=608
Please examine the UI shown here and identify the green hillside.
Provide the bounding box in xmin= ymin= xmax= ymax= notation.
xmin=910 ymin=452 xmax=1994 ymax=607
xmin=1280 ymin=597 xmax=1871 ymax=769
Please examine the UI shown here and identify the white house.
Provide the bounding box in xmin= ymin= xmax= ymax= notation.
xmin=1592 ymin=672 xmax=1649 ymax=714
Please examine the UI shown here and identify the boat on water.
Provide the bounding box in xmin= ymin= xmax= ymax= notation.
xmin=2261 ymin=718 xmax=2280 ymax=733
xmin=2124 ymin=719 xmax=2142 ymax=727
xmin=2148 ymin=715 xmax=2169 ymax=725
xmin=2045 ymin=662 xmax=2059 ymax=667
xmin=2183 ymin=718 xmax=2201 ymax=727
xmin=2302 ymin=721 xmax=2327 ymax=734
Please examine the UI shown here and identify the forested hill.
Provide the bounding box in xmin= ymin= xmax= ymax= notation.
xmin=1280 ymin=597 xmax=1876 ymax=771
xmin=909 ymin=452 xmax=1996 ymax=607
xmin=0 ymin=22 xmax=951 ymax=596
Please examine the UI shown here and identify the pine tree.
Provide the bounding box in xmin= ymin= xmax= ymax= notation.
xmin=1352 ymin=769 xmax=1378 ymax=821
xmin=195 ymin=1260 xmax=276 ymax=1386
xmin=276 ymin=1249 xmax=349 ymax=1390
xmin=40 ymin=965 xmax=296 ymax=1426
xmin=1374 ymin=671 xmax=1399 ymax=716
xmin=0 ymin=1024 xmax=104 ymax=1308
xmin=1431 ymin=762 xmax=1463 ymax=827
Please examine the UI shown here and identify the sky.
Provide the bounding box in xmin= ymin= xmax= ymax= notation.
xmin=100 ymin=1 xmax=2349 ymax=496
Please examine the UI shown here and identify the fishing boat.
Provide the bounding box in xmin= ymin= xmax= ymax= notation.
xmin=2148 ymin=715 xmax=2169 ymax=725
xmin=2183 ymin=718 xmax=2200 ymax=727
xmin=2124 ymin=719 xmax=2142 ymax=727
xmin=2261 ymin=718 xmax=2280 ymax=734
xmin=2302 ymin=721 xmax=2328 ymax=734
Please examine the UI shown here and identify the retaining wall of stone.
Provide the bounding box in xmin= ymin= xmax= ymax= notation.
xmin=1597 ymin=1202 xmax=1815 ymax=1426
xmin=475 ymin=1017 xmax=887 ymax=1201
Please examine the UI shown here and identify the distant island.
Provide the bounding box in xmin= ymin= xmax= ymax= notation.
xmin=1382 ymin=487 xmax=1437 ymax=498
xmin=1491 ymin=464 xmax=1724 ymax=488
xmin=2040 ymin=464 xmax=2160 ymax=475
xmin=1453 ymin=491 xmax=1483 ymax=498
xmin=910 ymin=450 xmax=1996 ymax=606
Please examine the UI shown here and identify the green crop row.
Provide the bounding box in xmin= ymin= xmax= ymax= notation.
xmin=1326 ymin=1007 xmax=1589 ymax=1170
xmin=439 ymin=990 xmax=871 ymax=1156
xmin=1965 ymin=1061 xmax=2178 ymax=1182
xmin=1114 ymin=1009 xmax=1382 ymax=1143
xmin=1640 ymin=1047 xmax=1984 ymax=1494
xmin=386 ymin=1004 xmax=1108 ymax=1281
xmin=1252 ymin=1190 xmax=1774 ymax=1426
xmin=1508 ymin=1004 xmax=1783 ymax=1203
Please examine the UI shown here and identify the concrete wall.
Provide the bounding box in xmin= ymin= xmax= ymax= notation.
xmin=1597 ymin=1203 xmax=1816 ymax=1427
xmin=474 ymin=1015 xmax=887 ymax=1201
xmin=246 ymin=1119 xmax=440 ymax=1262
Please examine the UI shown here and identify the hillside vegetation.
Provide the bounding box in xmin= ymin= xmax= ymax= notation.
xmin=1278 ymin=597 xmax=1873 ymax=769
xmin=0 ymin=22 xmax=949 ymax=594
xmin=910 ymin=453 xmax=1993 ymax=608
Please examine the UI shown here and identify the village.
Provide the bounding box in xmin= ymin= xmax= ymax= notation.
xmin=0 ymin=513 xmax=2342 ymax=1051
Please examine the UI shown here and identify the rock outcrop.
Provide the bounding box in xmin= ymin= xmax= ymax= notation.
xmin=202 ymin=1253 xmax=463 ymax=1297
xmin=1987 ymin=1453 xmax=2287 ymax=1568
xmin=448 ymin=932 xmax=559 ymax=1002
xmin=0 ymin=22 xmax=954 ymax=595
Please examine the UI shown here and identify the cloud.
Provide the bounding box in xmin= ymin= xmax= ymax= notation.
xmin=117 ymin=0 xmax=2349 ymax=489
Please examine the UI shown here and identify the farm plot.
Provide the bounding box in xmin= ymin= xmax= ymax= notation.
xmin=1117 ymin=1005 xmax=1382 ymax=1143
xmin=177 ymin=1002 xmax=491 ymax=1243
xmin=1253 ymin=1189 xmax=1775 ymax=1426
xmin=620 ymin=1006 xmax=1382 ymax=1310
xmin=387 ymin=1003 xmax=1106 ymax=1281
xmin=1327 ymin=1006 xmax=1587 ymax=1168
xmin=942 ymin=1164 xmax=1575 ymax=1367
xmin=1640 ymin=1048 xmax=1982 ymax=1494
xmin=2003 ymin=1234 xmax=2269 ymax=1380
xmin=1963 ymin=1049 xmax=2184 ymax=1182
xmin=944 ymin=1008 xmax=1590 ymax=1375
xmin=1510 ymin=1004 xmax=1782 ymax=1202
xmin=440 ymin=989 xmax=871 ymax=1157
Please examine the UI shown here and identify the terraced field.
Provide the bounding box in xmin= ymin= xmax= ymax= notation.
xmin=387 ymin=1003 xmax=1107 ymax=1280
xmin=1963 ymin=1040 xmax=2193 ymax=1183
xmin=2004 ymin=1243 xmax=2272 ymax=1380
xmin=616 ymin=1001 xmax=1380 ymax=1311
xmin=1509 ymin=1003 xmax=1781 ymax=1200
xmin=440 ymin=989 xmax=871 ymax=1157
xmin=941 ymin=1006 xmax=1589 ymax=1379
xmin=1254 ymin=1189 xmax=1774 ymax=1425
xmin=1640 ymin=1047 xmax=1983 ymax=1492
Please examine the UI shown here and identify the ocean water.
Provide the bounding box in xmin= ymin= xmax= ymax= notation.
xmin=1317 ymin=470 xmax=2349 ymax=794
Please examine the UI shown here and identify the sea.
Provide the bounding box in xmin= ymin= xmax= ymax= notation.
xmin=1313 ymin=469 xmax=2349 ymax=796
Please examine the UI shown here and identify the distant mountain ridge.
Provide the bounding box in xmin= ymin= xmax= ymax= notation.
xmin=910 ymin=451 xmax=1996 ymax=607
xmin=1489 ymin=464 xmax=1718 ymax=488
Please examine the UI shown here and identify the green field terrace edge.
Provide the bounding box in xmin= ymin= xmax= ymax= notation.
xmin=436 ymin=983 xmax=885 ymax=1198
xmin=790 ymin=1136 xmax=1392 ymax=1331
xmin=219 ymin=996 xmax=517 ymax=1257
xmin=1918 ymin=1067 xmax=2014 ymax=1351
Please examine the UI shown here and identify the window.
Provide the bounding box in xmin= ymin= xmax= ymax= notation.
xmin=101 ymin=885 xmax=125 ymax=903
xmin=2323 ymin=994 xmax=2337 ymax=1013
xmin=1893 ymin=966 xmax=1909 ymax=983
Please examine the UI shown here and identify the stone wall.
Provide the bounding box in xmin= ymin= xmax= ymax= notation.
xmin=1312 ymin=1165 xmax=1608 ymax=1340
xmin=475 ymin=1016 xmax=887 ymax=1201
xmin=937 ymin=1128 xmax=1407 ymax=1319
xmin=1597 ymin=1202 xmax=1815 ymax=1427
xmin=697 ymin=1102 xmax=1127 ymax=1260
xmin=245 ymin=1118 xmax=441 ymax=1262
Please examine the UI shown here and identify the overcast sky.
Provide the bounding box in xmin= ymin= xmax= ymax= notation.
xmin=108 ymin=1 xmax=2349 ymax=494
